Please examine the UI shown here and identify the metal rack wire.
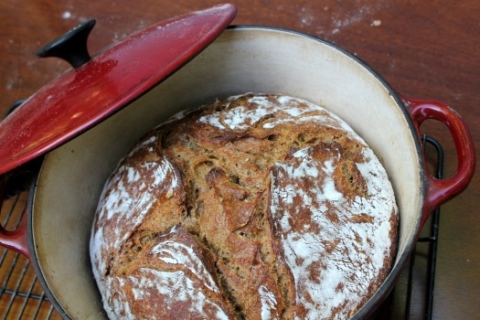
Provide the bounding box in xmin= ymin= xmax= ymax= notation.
xmin=0 ymin=192 xmax=61 ymax=319
xmin=0 ymin=136 xmax=444 ymax=319
xmin=404 ymin=135 xmax=444 ymax=320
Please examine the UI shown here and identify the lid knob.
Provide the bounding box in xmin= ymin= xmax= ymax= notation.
xmin=5 ymin=100 xmax=25 ymax=117
xmin=36 ymin=19 xmax=96 ymax=69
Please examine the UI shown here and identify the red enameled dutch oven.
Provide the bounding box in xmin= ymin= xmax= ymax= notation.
xmin=0 ymin=4 xmax=475 ymax=319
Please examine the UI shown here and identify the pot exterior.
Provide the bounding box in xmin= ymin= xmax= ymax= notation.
xmin=31 ymin=27 xmax=426 ymax=319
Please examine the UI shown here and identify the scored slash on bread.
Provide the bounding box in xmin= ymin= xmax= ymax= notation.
xmin=90 ymin=93 xmax=398 ymax=319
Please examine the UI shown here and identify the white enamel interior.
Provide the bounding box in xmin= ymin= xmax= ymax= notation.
xmin=32 ymin=27 xmax=424 ymax=319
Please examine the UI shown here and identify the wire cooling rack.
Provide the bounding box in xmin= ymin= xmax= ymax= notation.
xmin=0 ymin=192 xmax=61 ymax=319
xmin=0 ymin=136 xmax=444 ymax=320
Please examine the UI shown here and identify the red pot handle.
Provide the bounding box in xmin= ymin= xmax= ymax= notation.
xmin=0 ymin=173 xmax=31 ymax=259
xmin=405 ymin=98 xmax=476 ymax=227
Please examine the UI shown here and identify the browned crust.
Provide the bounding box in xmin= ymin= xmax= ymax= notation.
xmin=92 ymin=93 xmax=398 ymax=319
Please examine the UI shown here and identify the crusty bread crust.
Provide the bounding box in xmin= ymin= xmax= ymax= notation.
xmin=90 ymin=93 xmax=398 ymax=319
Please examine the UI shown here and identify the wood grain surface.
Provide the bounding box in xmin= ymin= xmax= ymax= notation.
xmin=0 ymin=1 xmax=478 ymax=319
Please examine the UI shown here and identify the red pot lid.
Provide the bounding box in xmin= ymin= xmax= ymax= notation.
xmin=0 ymin=4 xmax=236 ymax=175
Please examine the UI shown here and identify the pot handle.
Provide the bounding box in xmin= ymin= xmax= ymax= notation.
xmin=405 ymin=98 xmax=476 ymax=227
xmin=0 ymin=173 xmax=31 ymax=259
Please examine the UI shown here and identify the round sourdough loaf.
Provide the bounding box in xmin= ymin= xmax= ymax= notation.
xmin=90 ymin=93 xmax=398 ymax=320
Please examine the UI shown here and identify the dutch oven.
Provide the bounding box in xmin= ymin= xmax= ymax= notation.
xmin=0 ymin=4 xmax=475 ymax=319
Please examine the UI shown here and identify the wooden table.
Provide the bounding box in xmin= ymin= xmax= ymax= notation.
xmin=0 ymin=0 xmax=478 ymax=319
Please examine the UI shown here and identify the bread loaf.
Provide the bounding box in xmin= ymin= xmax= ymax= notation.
xmin=90 ymin=93 xmax=398 ymax=319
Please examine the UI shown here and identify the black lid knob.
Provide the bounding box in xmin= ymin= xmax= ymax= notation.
xmin=5 ymin=99 xmax=25 ymax=118
xmin=36 ymin=19 xmax=96 ymax=69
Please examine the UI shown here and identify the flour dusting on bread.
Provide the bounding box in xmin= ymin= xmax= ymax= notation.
xmin=90 ymin=93 xmax=398 ymax=319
